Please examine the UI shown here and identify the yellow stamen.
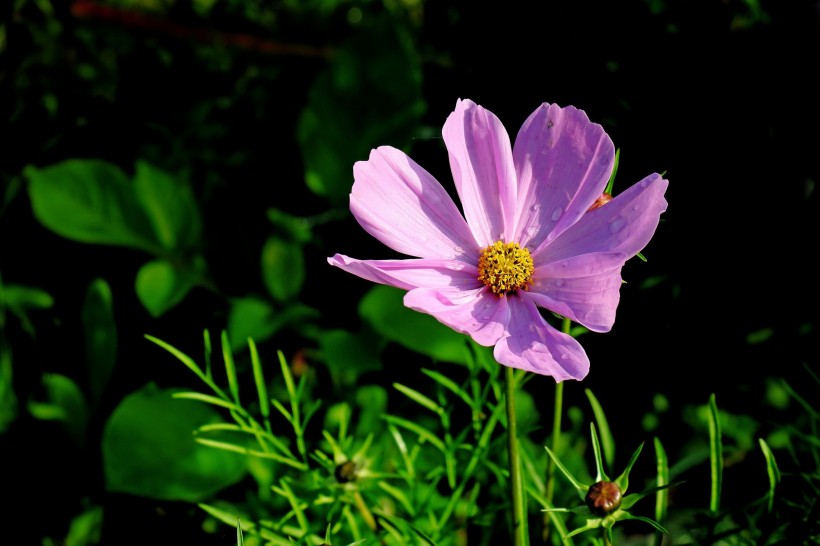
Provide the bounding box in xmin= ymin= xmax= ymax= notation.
xmin=477 ymin=241 xmax=534 ymax=296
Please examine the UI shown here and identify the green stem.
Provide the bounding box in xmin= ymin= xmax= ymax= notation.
xmin=506 ymin=365 xmax=528 ymax=546
xmin=542 ymin=317 xmax=570 ymax=543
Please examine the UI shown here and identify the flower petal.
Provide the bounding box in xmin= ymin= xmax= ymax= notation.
xmin=404 ymin=287 xmax=509 ymax=346
xmin=327 ymin=254 xmax=479 ymax=292
xmin=443 ymin=99 xmax=517 ymax=247
xmin=512 ymin=103 xmax=615 ymax=250
xmin=351 ymin=146 xmax=478 ymax=259
xmin=536 ymin=173 xmax=669 ymax=261
xmin=493 ymin=298 xmax=590 ymax=381
xmin=525 ymin=252 xmax=627 ymax=332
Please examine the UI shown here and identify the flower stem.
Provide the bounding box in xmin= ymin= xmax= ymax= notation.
xmin=505 ymin=365 xmax=528 ymax=546
xmin=542 ymin=317 xmax=570 ymax=543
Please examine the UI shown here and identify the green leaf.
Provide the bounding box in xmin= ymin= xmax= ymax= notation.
xmin=1 ymin=283 xmax=54 ymax=310
xmin=359 ymin=285 xmax=471 ymax=365
xmin=319 ymin=328 xmax=383 ymax=387
xmin=135 ymin=258 xmax=198 ymax=317
xmin=82 ymin=278 xmax=117 ymax=408
xmin=0 ymin=349 xmax=17 ymax=434
xmin=25 ymin=159 xmax=160 ymax=252
xmin=297 ymin=16 xmax=426 ymax=206
xmin=266 ymin=207 xmax=312 ymax=243
xmin=708 ymin=393 xmax=723 ymax=513
xmin=261 ymin=236 xmax=305 ymax=302
xmin=132 ymin=160 xmax=202 ymax=251
xmin=27 ymin=373 xmax=87 ymax=446
xmin=758 ymin=437 xmax=780 ymax=513
xmin=102 ymin=384 xmax=247 ymax=501
xmin=585 ymin=388 xmax=615 ymax=470
xmin=226 ymin=297 xmax=318 ymax=352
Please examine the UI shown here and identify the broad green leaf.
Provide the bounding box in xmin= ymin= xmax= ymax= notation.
xmin=135 ymin=258 xmax=198 ymax=317
xmin=358 ymin=285 xmax=471 ymax=365
xmin=297 ymin=17 xmax=426 ymax=206
xmin=318 ymin=328 xmax=383 ymax=387
xmin=25 ymin=159 xmax=160 ymax=252
xmin=27 ymin=373 xmax=88 ymax=446
xmin=261 ymin=236 xmax=305 ymax=302
xmin=133 ymin=160 xmax=203 ymax=251
xmin=102 ymin=384 xmax=246 ymax=501
xmin=82 ymin=278 xmax=116 ymax=408
xmin=226 ymin=297 xmax=318 ymax=351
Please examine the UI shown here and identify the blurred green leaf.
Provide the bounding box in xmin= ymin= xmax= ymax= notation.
xmin=28 ymin=373 xmax=88 ymax=447
xmin=102 ymin=384 xmax=247 ymax=502
xmin=297 ymin=16 xmax=426 ymax=206
xmin=354 ymin=385 xmax=387 ymax=437
xmin=261 ymin=236 xmax=305 ymax=302
xmin=1 ymin=283 xmax=54 ymax=310
xmin=266 ymin=207 xmax=312 ymax=243
xmin=133 ymin=160 xmax=203 ymax=251
xmin=25 ymin=160 xmax=160 ymax=253
xmin=135 ymin=258 xmax=198 ymax=317
xmin=64 ymin=504 xmax=103 ymax=546
xmin=227 ymin=296 xmax=318 ymax=351
xmin=0 ymin=282 xmax=54 ymax=337
xmin=82 ymin=277 xmax=117 ymax=408
xmin=319 ymin=328 xmax=383 ymax=387
xmin=0 ymin=349 xmax=17 ymax=434
xmin=358 ymin=285 xmax=471 ymax=365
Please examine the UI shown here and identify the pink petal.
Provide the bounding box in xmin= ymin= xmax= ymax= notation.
xmin=535 ymin=173 xmax=669 ymax=261
xmin=511 ymin=103 xmax=615 ymax=250
xmin=351 ymin=146 xmax=478 ymax=260
xmin=327 ymin=254 xmax=479 ymax=292
xmin=493 ymin=298 xmax=590 ymax=381
xmin=404 ymin=287 xmax=509 ymax=346
xmin=443 ymin=99 xmax=517 ymax=247
xmin=524 ymin=252 xmax=627 ymax=332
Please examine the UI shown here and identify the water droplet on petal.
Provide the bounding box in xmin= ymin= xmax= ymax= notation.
xmin=609 ymin=217 xmax=626 ymax=234
xmin=551 ymin=207 xmax=563 ymax=221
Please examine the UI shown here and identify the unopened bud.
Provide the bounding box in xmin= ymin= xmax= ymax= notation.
xmin=335 ymin=460 xmax=358 ymax=483
xmin=585 ymin=480 xmax=622 ymax=516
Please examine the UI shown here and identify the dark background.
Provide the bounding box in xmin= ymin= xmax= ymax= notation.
xmin=1 ymin=1 xmax=818 ymax=544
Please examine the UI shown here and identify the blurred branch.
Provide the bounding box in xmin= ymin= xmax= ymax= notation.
xmin=69 ymin=0 xmax=334 ymax=58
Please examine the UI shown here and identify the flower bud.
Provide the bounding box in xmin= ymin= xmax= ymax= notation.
xmin=585 ymin=480 xmax=622 ymax=516
xmin=335 ymin=460 xmax=358 ymax=483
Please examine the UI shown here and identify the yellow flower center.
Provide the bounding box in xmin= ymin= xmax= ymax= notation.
xmin=477 ymin=241 xmax=534 ymax=296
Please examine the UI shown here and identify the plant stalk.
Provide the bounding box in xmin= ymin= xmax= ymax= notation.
xmin=506 ymin=365 xmax=528 ymax=546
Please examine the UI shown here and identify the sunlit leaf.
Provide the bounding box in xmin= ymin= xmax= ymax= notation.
xmin=133 ymin=160 xmax=202 ymax=251
xmin=25 ymin=159 xmax=160 ymax=252
xmin=135 ymin=258 xmax=198 ymax=317
xmin=102 ymin=384 xmax=246 ymax=501
xmin=359 ymin=285 xmax=471 ymax=365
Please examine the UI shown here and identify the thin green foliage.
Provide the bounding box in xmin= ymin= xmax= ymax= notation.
xmin=708 ymin=393 xmax=723 ymax=513
xmin=652 ymin=436 xmax=669 ymax=546
xmin=758 ymin=437 xmax=780 ymax=513
xmin=585 ymin=389 xmax=615 ymax=470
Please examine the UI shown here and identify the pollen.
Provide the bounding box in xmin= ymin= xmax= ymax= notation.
xmin=477 ymin=241 xmax=534 ymax=296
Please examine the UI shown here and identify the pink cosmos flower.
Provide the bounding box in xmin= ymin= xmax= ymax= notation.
xmin=327 ymin=99 xmax=668 ymax=381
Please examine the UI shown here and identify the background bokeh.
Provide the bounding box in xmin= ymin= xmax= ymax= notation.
xmin=1 ymin=1 xmax=818 ymax=544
